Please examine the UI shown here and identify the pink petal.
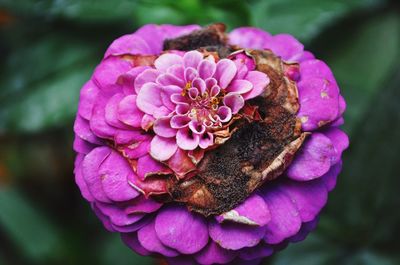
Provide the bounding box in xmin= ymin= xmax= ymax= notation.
xmin=118 ymin=95 xmax=144 ymax=128
xmin=189 ymin=120 xmax=206 ymax=135
xmin=78 ymin=80 xmax=100 ymax=120
xmin=134 ymin=69 xmax=159 ymax=94
xmin=176 ymin=127 xmax=200 ymax=150
xmin=184 ymin=67 xmax=199 ymax=82
xmin=161 ymin=85 xmax=181 ymax=111
xmin=157 ymin=73 xmax=185 ymax=87
xmin=104 ymin=34 xmax=151 ymax=58
xmin=150 ymin=135 xmax=178 ymax=161
xmin=136 ymin=82 xmax=163 ymax=115
xmin=153 ymin=117 xmax=177 ymax=138
xmin=141 ymin=114 xmax=155 ymax=131
xmin=183 ymin=50 xmax=203 ymax=69
xmin=170 ymin=115 xmax=191 ymax=129
xmin=243 ymin=71 xmax=270 ymax=100
xmin=226 ymin=79 xmax=253 ymax=94
xmin=171 ymin=93 xmax=190 ymax=104
xmin=215 ymin=59 xmax=237 ymax=89
xmin=166 ymin=149 xmax=197 ymax=177
xmin=155 ymin=53 xmax=183 ymax=72
xmin=199 ymin=132 xmax=214 ymax=149
xmin=176 ymin=103 xmax=190 ymax=115
xmin=167 ymin=64 xmax=185 ymax=80
xmin=192 ymin=78 xmax=206 ymax=95
xmin=217 ymin=106 xmax=232 ymax=123
xmin=223 ymin=93 xmax=245 ymax=114
xmin=198 ymin=59 xmax=216 ymax=79
xmin=229 ymin=27 xmax=271 ymax=49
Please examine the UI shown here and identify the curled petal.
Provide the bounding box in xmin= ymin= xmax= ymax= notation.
xmin=118 ymin=95 xmax=144 ymax=128
xmin=176 ymin=127 xmax=200 ymax=150
xmin=150 ymin=135 xmax=178 ymax=161
xmin=217 ymin=106 xmax=232 ymax=123
xmin=226 ymin=79 xmax=253 ymax=94
xmin=154 ymin=117 xmax=177 ymax=138
xmin=134 ymin=69 xmax=159 ymax=94
xmin=136 ymin=82 xmax=163 ymax=115
xmin=223 ymin=93 xmax=245 ymax=114
xmin=171 ymin=115 xmax=191 ymax=129
xmin=215 ymin=59 xmax=237 ymax=89
xmin=243 ymin=71 xmax=270 ymax=100
xmin=183 ymin=50 xmax=203 ymax=69
xmin=198 ymin=59 xmax=216 ymax=79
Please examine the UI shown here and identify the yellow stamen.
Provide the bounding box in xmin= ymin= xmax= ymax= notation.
xmin=181 ymin=81 xmax=192 ymax=96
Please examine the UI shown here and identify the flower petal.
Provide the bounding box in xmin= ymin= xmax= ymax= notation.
xmin=176 ymin=127 xmax=200 ymax=150
xmin=217 ymin=106 xmax=232 ymax=123
xmin=195 ymin=241 xmax=236 ymax=265
xmin=223 ymin=93 xmax=244 ymax=114
xmin=118 ymin=95 xmax=144 ymax=128
xmin=155 ymin=53 xmax=183 ymax=72
xmin=216 ymin=193 xmax=271 ymax=226
xmin=150 ymin=135 xmax=178 ymax=161
xmin=183 ymin=50 xmax=203 ymax=69
xmin=138 ymin=219 xmax=179 ymax=257
xmin=170 ymin=115 xmax=191 ymax=129
xmin=243 ymin=71 xmax=269 ymax=100
xmin=155 ymin=205 xmax=209 ymax=254
xmin=287 ymin=133 xmax=337 ymax=181
xmin=98 ymin=150 xmax=140 ymax=201
xmin=137 ymin=154 xmax=172 ymax=180
xmin=229 ymin=27 xmax=271 ymax=49
xmin=215 ymin=59 xmax=237 ymax=89
xmin=134 ymin=69 xmax=159 ymax=94
xmin=226 ymin=79 xmax=253 ymax=94
xmin=154 ymin=117 xmax=177 ymax=138
xmin=136 ymin=82 xmax=163 ymax=115
xmin=198 ymin=59 xmax=216 ymax=80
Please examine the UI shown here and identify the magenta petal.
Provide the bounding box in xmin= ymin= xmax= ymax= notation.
xmin=90 ymin=96 xmax=117 ymax=139
xmin=195 ymin=241 xmax=236 ymax=265
xmin=113 ymin=129 xmax=149 ymax=145
xmin=198 ymin=59 xmax=216 ymax=80
xmin=93 ymin=56 xmax=131 ymax=89
xmin=155 ymin=205 xmax=209 ymax=254
xmin=138 ymin=219 xmax=179 ymax=257
xmin=154 ymin=117 xmax=176 ymax=138
xmin=209 ymin=220 xmax=266 ymax=250
xmin=265 ymin=34 xmax=304 ymax=62
xmin=125 ymin=196 xmax=162 ymax=214
xmin=98 ymin=150 xmax=140 ymax=201
xmin=104 ymin=34 xmax=151 ymax=58
xmin=297 ymin=77 xmax=340 ymax=131
xmin=287 ymin=133 xmax=337 ymax=181
xmin=74 ymin=157 xmax=95 ymax=202
xmin=183 ymin=50 xmax=203 ymax=69
xmin=229 ymin=27 xmax=271 ymax=49
xmin=95 ymin=202 xmax=144 ymax=226
xmin=74 ymin=115 xmax=102 ymax=145
xmin=321 ymin=161 xmax=342 ymax=192
xmin=261 ymin=188 xmax=302 ymax=244
xmin=223 ymin=93 xmax=244 ymax=114
xmin=155 ymin=53 xmax=183 ymax=72
xmin=134 ymin=69 xmax=159 ymax=94
xmin=82 ymin=147 xmax=112 ymax=203
xmin=217 ymin=193 xmax=271 ymax=226
xmin=243 ymin=71 xmax=270 ymax=100
xmin=280 ymin=179 xmax=328 ymax=222
xmin=189 ymin=120 xmax=206 ymax=135
xmin=161 ymin=85 xmax=181 ymax=110
xmin=226 ymin=79 xmax=253 ymax=94
xmin=121 ymin=233 xmax=152 ymax=256
xmin=136 ymin=82 xmax=163 ymax=115
xmin=300 ymin=59 xmax=336 ymax=84
xmin=150 ymin=135 xmax=178 ymax=161
xmin=215 ymin=59 xmax=237 ymax=89
xmin=121 ymin=138 xmax=151 ymax=159
xmin=78 ymin=80 xmax=99 ymax=120
xmin=239 ymin=243 xmax=273 ymax=260
xmin=176 ymin=127 xmax=200 ymax=150
xmin=105 ymin=93 xmax=129 ymax=129
xmin=137 ymin=154 xmax=172 ymax=180
xmin=323 ymin=127 xmax=349 ymax=165
xmin=73 ymin=136 xmax=96 ymax=155
xmin=167 ymin=64 xmax=185 ymax=80
xmin=92 ymin=204 xmax=115 ymax=232
xmin=118 ymin=95 xmax=144 ymax=128
xmin=176 ymin=103 xmax=190 ymax=115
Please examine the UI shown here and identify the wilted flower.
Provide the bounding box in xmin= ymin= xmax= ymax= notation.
xmin=73 ymin=23 xmax=348 ymax=265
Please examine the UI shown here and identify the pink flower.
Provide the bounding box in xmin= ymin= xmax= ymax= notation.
xmin=135 ymin=51 xmax=269 ymax=161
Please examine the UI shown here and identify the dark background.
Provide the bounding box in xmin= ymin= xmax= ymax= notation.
xmin=0 ymin=0 xmax=399 ymax=264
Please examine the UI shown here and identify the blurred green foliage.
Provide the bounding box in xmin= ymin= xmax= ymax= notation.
xmin=0 ymin=0 xmax=399 ymax=264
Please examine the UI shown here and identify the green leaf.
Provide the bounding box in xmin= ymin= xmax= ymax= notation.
xmin=251 ymin=0 xmax=385 ymax=42
xmin=0 ymin=188 xmax=61 ymax=262
xmin=100 ymin=233 xmax=154 ymax=265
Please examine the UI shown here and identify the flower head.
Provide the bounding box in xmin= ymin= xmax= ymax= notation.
xmin=73 ymin=23 xmax=348 ymax=265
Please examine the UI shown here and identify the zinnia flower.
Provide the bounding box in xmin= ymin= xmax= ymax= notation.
xmin=73 ymin=23 xmax=349 ymax=265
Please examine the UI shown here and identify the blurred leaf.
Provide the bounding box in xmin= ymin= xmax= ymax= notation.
xmin=271 ymin=234 xmax=339 ymax=265
xmin=0 ymin=188 xmax=61 ymax=262
xmin=322 ymin=12 xmax=400 ymax=135
xmin=0 ymin=0 xmax=138 ymax=21
xmin=251 ymin=0 xmax=384 ymax=42
xmin=0 ymin=27 xmax=103 ymax=133
xmin=132 ymin=0 xmax=250 ymax=28
xmin=100 ymin=233 xmax=154 ymax=265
